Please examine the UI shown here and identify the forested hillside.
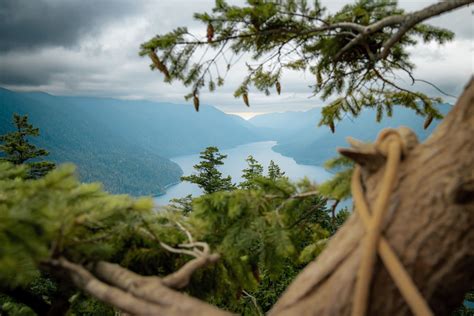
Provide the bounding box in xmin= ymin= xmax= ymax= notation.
xmin=58 ymin=95 xmax=260 ymax=158
xmin=252 ymin=105 xmax=451 ymax=165
xmin=0 ymin=88 xmax=262 ymax=195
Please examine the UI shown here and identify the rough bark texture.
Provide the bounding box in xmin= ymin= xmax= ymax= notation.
xmin=269 ymin=78 xmax=474 ymax=316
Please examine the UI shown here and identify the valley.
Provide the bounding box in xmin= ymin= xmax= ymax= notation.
xmin=1 ymin=87 xmax=448 ymax=199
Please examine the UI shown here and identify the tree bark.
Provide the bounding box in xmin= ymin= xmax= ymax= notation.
xmin=269 ymin=77 xmax=474 ymax=315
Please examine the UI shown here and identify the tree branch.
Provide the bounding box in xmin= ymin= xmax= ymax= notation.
xmin=334 ymin=0 xmax=473 ymax=62
xmin=48 ymin=258 xmax=165 ymax=315
xmin=47 ymin=258 xmax=232 ymax=316
xmin=379 ymin=0 xmax=474 ymax=59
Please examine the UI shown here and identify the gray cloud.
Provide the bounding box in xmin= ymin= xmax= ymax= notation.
xmin=0 ymin=0 xmax=141 ymax=52
xmin=0 ymin=0 xmax=472 ymax=115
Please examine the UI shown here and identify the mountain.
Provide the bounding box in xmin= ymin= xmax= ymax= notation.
xmin=249 ymin=108 xmax=322 ymax=139
xmin=53 ymin=96 xmax=260 ymax=158
xmin=0 ymin=88 xmax=262 ymax=195
xmin=251 ymin=105 xmax=451 ymax=165
xmin=2 ymin=86 xmax=449 ymax=195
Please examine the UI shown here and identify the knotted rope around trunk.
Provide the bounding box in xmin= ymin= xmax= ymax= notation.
xmin=351 ymin=129 xmax=434 ymax=316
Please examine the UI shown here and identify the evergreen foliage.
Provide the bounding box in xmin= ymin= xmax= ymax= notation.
xmin=169 ymin=153 xmax=340 ymax=312
xmin=185 ymin=176 xmax=334 ymax=312
xmin=319 ymin=155 xmax=354 ymax=201
xmin=240 ymin=155 xmax=264 ymax=190
xmin=181 ymin=146 xmax=236 ymax=193
xmin=0 ymin=114 xmax=55 ymax=179
xmin=267 ymin=160 xmax=286 ymax=181
xmin=0 ymin=162 xmax=151 ymax=315
xmin=0 ymin=148 xmax=343 ymax=314
xmin=169 ymin=194 xmax=194 ymax=214
xmin=5 ymin=128 xmax=467 ymax=314
xmin=140 ymin=0 xmax=456 ymax=130
xmin=8 ymin=136 xmax=467 ymax=314
xmin=240 ymin=156 xmax=287 ymax=190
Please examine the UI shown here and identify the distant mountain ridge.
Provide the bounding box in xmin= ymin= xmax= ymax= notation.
xmin=0 ymin=88 xmax=262 ymax=195
xmin=250 ymin=104 xmax=451 ymax=165
xmin=55 ymin=95 xmax=259 ymax=158
xmin=0 ymin=86 xmax=451 ymax=196
xmin=249 ymin=108 xmax=322 ymax=140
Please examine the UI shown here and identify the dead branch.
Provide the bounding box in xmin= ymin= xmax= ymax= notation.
xmin=48 ymin=258 xmax=165 ymax=315
xmin=334 ymin=0 xmax=473 ymax=61
xmin=47 ymin=229 xmax=230 ymax=316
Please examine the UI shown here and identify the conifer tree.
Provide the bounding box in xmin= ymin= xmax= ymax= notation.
xmin=169 ymin=194 xmax=193 ymax=214
xmin=267 ymin=160 xmax=286 ymax=181
xmin=181 ymin=146 xmax=235 ymax=194
xmin=0 ymin=114 xmax=55 ymax=179
xmin=239 ymin=155 xmax=264 ymax=190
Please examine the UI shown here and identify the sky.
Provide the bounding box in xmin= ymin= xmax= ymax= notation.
xmin=0 ymin=0 xmax=472 ymax=118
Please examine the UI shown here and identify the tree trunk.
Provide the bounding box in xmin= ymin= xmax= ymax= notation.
xmin=269 ymin=77 xmax=474 ymax=315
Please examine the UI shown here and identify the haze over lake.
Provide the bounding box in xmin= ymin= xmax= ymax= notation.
xmin=154 ymin=141 xmax=332 ymax=205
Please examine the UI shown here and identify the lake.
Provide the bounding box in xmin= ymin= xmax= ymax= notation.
xmin=154 ymin=141 xmax=333 ymax=206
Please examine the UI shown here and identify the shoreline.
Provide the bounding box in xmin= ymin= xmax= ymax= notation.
xmin=154 ymin=180 xmax=182 ymax=198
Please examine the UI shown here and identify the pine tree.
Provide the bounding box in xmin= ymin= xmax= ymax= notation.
xmin=239 ymin=155 xmax=264 ymax=190
xmin=181 ymin=146 xmax=235 ymax=194
xmin=169 ymin=194 xmax=193 ymax=214
xmin=0 ymin=114 xmax=55 ymax=179
xmin=267 ymin=160 xmax=286 ymax=181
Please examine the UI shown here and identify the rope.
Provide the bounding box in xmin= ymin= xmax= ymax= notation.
xmin=351 ymin=129 xmax=434 ymax=316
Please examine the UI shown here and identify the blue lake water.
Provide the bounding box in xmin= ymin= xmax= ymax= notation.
xmin=154 ymin=141 xmax=334 ymax=206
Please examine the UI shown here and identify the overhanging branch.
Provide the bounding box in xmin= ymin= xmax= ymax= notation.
xmin=379 ymin=0 xmax=474 ymax=59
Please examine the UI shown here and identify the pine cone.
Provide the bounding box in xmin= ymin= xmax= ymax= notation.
xmin=329 ymin=121 xmax=335 ymax=133
xmin=207 ymin=23 xmax=215 ymax=43
xmin=148 ymin=52 xmax=170 ymax=80
xmin=243 ymin=93 xmax=249 ymax=107
xmin=423 ymin=115 xmax=433 ymax=129
xmin=276 ymin=81 xmax=281 ymax=95
xmin=193 ymin=94 xmax=200 ymax=112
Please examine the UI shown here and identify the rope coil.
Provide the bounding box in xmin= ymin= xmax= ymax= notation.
xmin=351 ymin=129 xmax=433 ymax=316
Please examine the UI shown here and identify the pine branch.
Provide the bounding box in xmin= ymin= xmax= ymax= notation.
xmin=379 ymin=0 xmax=473 ymax=59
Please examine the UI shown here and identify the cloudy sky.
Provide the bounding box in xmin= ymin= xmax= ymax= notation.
xmin=0 ymin=0 xmax=472 ymax=118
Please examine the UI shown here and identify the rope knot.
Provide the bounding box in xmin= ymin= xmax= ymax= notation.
xmin=375 ymin=127 xmax=419 ymax=158
xmin=346 ymin=126 xmax=432 ymax=316
xmin=338 ymin=127 xmax=418 ymax=173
